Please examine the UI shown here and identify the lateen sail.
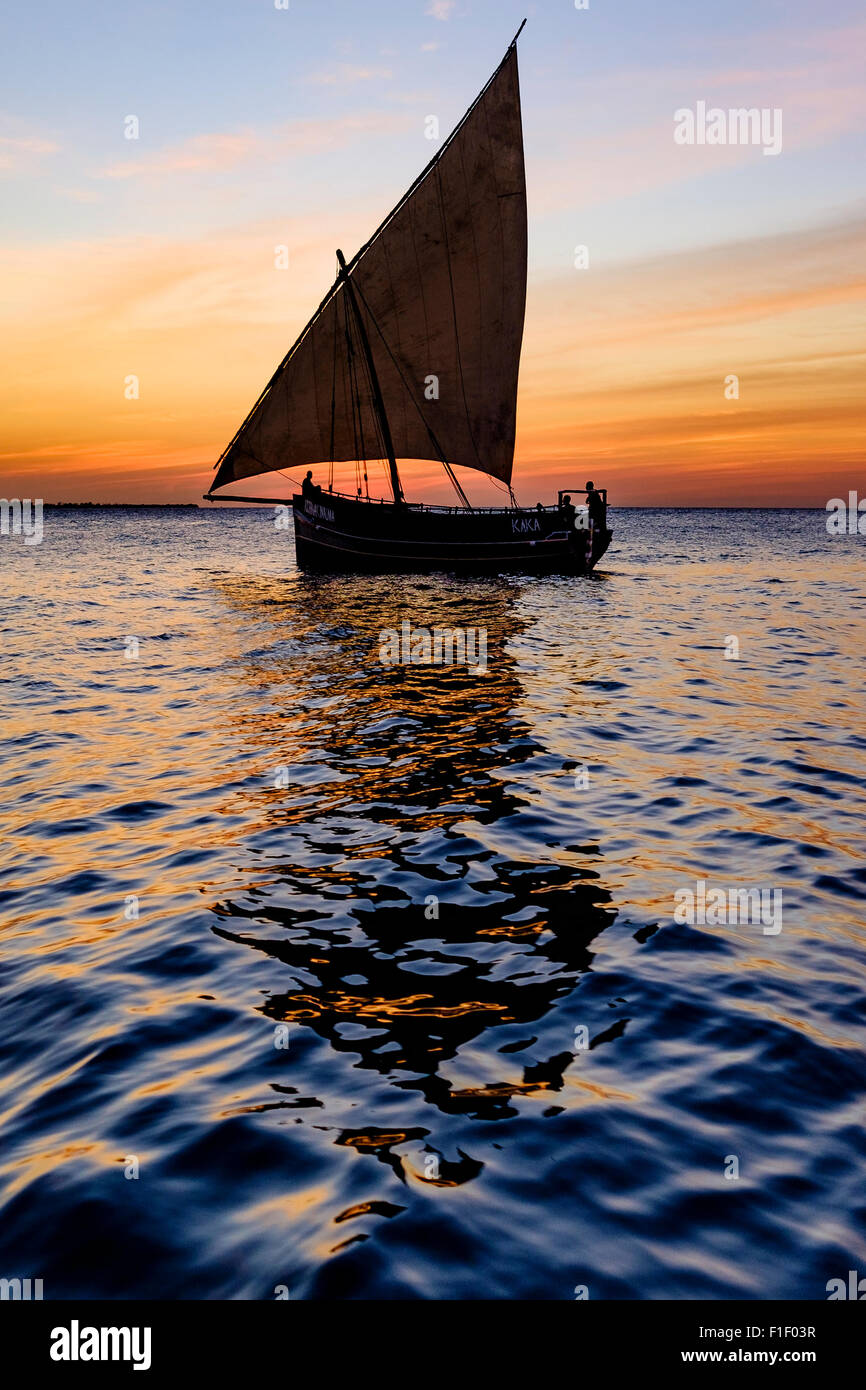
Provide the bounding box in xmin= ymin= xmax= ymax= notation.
xmin=212 ymin=43 xmax=527 ymax=493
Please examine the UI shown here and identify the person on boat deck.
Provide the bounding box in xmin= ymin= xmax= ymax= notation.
xmin=302 ymin=470 xmax=318 ymax=500
xmin=586 ymin=481 xmax=606 ymax=528
xmin=561 ymin=494 xmax=576 ymax=529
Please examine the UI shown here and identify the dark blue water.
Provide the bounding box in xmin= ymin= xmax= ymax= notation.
xmin=1 ymin=506 xmax=864 ymax=1299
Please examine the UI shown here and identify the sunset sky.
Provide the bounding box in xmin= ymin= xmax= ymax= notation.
xmin=1 ymin=0 xmax=864 ymax=506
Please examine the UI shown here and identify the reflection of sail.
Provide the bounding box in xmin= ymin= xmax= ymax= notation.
xmin=209 ymin=573 xmax=616 ymax=1136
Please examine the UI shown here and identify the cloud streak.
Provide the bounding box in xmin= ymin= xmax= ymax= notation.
xmin=0 ymin=133 xmax=60 ymax=173
xmin=95 ymin=111 xmax=409 ymax=181
xmin=426 ymin=1 xmax=456 ymax=21
xmin=307 ymin=64 xmax=394 ymax=86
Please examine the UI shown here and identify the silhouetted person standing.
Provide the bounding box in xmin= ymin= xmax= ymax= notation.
xmin=586 ymin=481 xmax=606 ymax=528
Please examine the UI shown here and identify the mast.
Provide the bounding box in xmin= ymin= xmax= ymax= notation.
xmin=336 ymin=248 xmax=403 ymax=505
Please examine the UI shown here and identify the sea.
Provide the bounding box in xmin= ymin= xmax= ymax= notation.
xmin=1 ymin=505 xmax=864 ymax=1300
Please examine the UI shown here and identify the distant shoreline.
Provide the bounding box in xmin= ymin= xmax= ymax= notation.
xmin=44 ymin=508 xmax=200 ymax=514
xmin=41 ymin=502 xmax=829 ymax=511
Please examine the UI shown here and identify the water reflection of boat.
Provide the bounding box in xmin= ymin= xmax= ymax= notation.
xmin=210 ymin=572 xmax=617 ymax=1122
xmin=205 ymin=22 xmax=613 ymax=574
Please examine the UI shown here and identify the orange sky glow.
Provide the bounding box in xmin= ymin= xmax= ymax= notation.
xmin=1 ymin=4 xmax=864 ymax=507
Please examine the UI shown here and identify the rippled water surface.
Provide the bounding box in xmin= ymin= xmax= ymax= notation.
xmin=1 ymin=506 xmax=864 ymax=1300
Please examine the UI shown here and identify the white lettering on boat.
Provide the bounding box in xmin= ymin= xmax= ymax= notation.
xmin=305 ymin=500 xmax=335 ymax=524
xmin=511 ymin=516 xmax=541 ymax=535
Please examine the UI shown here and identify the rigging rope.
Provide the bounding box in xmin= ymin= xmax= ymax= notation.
xmin=328 ymin=284 xmax=339 ymax=492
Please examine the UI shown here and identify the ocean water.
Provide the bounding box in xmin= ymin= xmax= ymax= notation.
xmin=1 ymin=505 xmax=864 ymax=1301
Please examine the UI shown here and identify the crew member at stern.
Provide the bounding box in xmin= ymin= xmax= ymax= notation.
xmin=586 ymin=480 xmax=606 ymax=529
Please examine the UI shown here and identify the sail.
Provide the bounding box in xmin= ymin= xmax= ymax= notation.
xmin=212 ymin=43 xmax=527 ymax=493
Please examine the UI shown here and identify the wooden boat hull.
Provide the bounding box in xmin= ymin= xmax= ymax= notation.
xmin=292 ymin=493 xmax=611 ymax=574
